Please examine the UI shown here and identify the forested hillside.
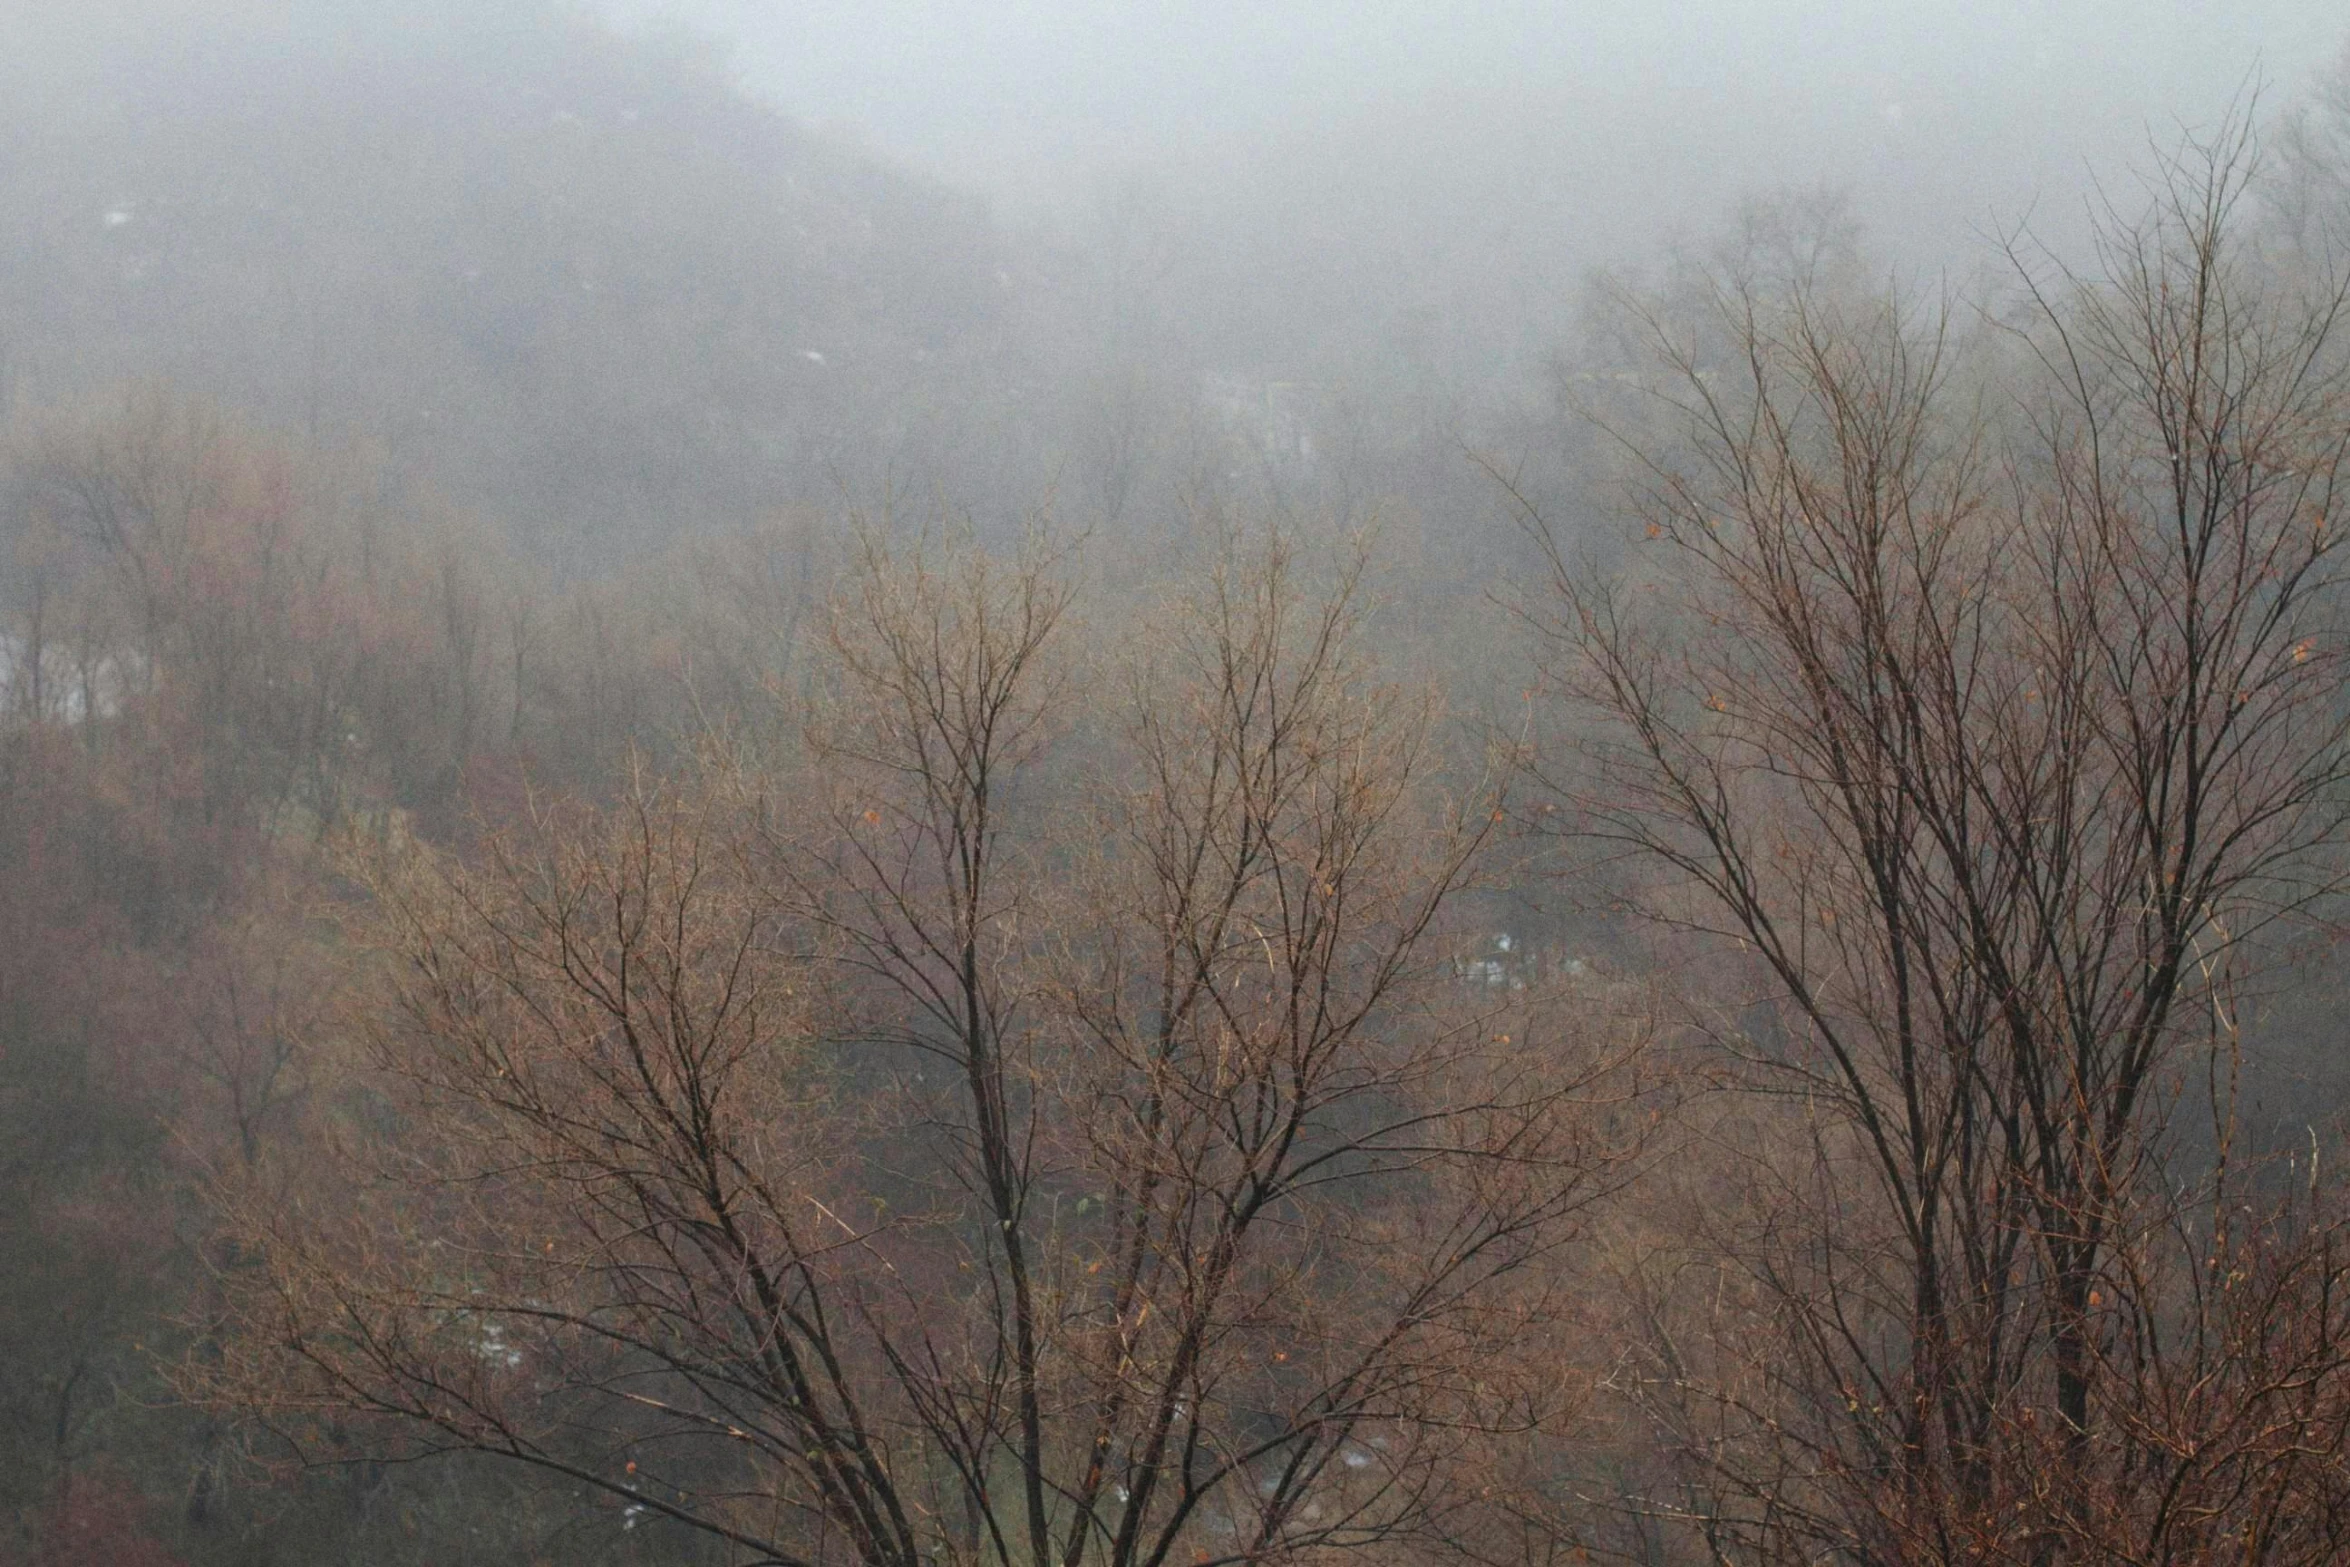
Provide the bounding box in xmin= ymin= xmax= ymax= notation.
xmin=0 ymin=1 xmax=1023 ymax=551
xmin=5 ymin=7 xmax=2350 ymax=1565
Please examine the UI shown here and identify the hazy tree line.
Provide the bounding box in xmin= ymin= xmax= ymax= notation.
xmin=8 ymin=7 xmax=2350 ymax=1565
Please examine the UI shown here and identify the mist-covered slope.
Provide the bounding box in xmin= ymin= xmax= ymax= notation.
xmin=0 ymin=2 xmax=1016 ymax=555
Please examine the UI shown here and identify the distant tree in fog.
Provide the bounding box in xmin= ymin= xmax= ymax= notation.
xmin=201 ymin=533 xmax=1644 ymax=1567
xmin=1519 ymin=115 xmax=2350 ymax=1564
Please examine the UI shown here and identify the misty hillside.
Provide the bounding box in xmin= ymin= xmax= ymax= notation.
xmin=0 ymin=3 xmax=1015 ymax=552
xmin=6 ymin=7 xmax=2350 ymax=1567
xmin=0 ymin=2 xmax=1585 ymax=591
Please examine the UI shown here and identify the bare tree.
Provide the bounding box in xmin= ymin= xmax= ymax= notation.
xmin=1517 ymin=118 xmax=2350 ymax=1563
xmin=2272 ymin=42 xmax=2350 ymax=260
xmin=201 ymin=531 xmax=1639 ymax=1567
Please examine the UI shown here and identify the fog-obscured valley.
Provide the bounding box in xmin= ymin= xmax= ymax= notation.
xmin=9 ymin=4 xmax=2350 ymax=1563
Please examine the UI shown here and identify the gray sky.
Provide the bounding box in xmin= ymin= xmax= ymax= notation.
xmin=608 ymin=1 xmax=2348 ymax=246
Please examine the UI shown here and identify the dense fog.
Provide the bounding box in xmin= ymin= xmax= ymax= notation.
xmin=6 ymin=4 xmax=2350 ymax=1563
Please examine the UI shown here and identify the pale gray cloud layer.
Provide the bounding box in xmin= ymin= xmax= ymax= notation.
xmin=610 ymin=0 xmax=2346 ymax=261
